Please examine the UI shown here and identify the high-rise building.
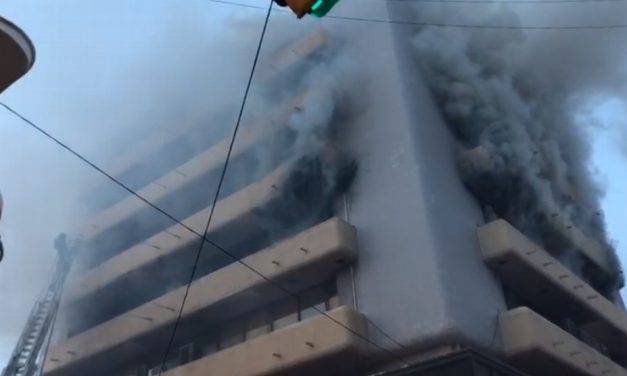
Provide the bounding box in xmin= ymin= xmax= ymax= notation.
xmin=41 ymin=3 xmax=627 ymax=376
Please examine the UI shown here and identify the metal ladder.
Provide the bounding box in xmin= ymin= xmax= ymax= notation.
xmin=2 ymin=236 xmax=75 ymax=376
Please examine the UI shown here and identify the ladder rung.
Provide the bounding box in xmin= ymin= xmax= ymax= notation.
xmin=5 ymin=256 xmax=70 ymax=376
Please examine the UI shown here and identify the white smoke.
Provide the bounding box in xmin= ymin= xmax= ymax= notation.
xmin=53 ymin=8 xmax=363 ymax=339
xmin=0 ymin=2 xmax=363 ymax=363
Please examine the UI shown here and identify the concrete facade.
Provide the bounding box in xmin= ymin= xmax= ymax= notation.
xmin=479 ymin=220 xmax=627 ymax=359
xmin=46 ymin=218 xmax=358 ymax=376
xmin=162 ymin=307 xmax=368 ymax=376
xmin=501 ymin=307 xmax=626 ymax=376
xmin=41 ymin=2 xmax=626 ymax=376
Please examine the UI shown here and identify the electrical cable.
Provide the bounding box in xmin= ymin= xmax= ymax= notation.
xmin=0 ymin=99 xmax=411 ymax=371
xmin=3 ymin=0 xmax=623 ymax=373
xmin=154 ymin=1 xmax=275 ymax=373
xmin=161 ymin=0 xmax=410 ymax=368
xmin=0 ymin=12 xmax=413 ymax=375
xmin=208 ymin=0 xmax=627 ymax=30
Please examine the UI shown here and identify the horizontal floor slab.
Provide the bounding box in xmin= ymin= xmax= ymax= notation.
xmin=44 ymin=217 xmax=358 ymax=376
xmin=164 ymin=306 xmax=368 ymax=376
xmin=500 ymin=307 xmax=627 ymax=376
xmin=478 ymin=220 xmax=627 ymax=357
xmin=81 ymin=127 xmax=265 ymax=242
xmin=65 ymin=163 xmax=292 ymax=305
xmin=79 ymin=95 xmax=311 ymax=267
xmin=462 ymin=146 xmax=613 ymax=276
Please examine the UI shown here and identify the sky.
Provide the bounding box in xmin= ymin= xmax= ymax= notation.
xmin=0 ymin=0 xmax=626 ymax=367
xmin=0 ymin=0 xmax=242 ymax=364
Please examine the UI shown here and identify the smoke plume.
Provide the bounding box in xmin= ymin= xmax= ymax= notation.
xmin=408 ymin=3 xmax=627 ymax=294
xmin=53 ymin=9 xmax=362 ymax=341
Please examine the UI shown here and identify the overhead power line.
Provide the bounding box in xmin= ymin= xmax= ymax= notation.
xmin=155 ymin=1 xmax=409 ymax=370
xmin=0 ymin=9 xmax=411 ymax=370
xmin=156 ymin=1 xmax=279 ymax=374
xmin=208 ymin=0 xmax=627 ymax=30
xmin=1 ymin=104 xmax=411 ymax=374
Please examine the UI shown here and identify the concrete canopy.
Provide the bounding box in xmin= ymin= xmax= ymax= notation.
xmin=0 ymin=16 xmax=35 ymax=93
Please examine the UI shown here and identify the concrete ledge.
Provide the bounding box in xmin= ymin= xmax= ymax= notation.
xmin=80 ymin=127 xmax=264 ymax=241
xmin=478 ymin=220 xmax=627 ymax=357
xmin=260 ymin=28 xmax=327 ymax=83
xmin=80 ymin=89 xmax=308 ymax=246
xmin=82 ymin=28 xmax=323 ymax=212
xmin=44 ymin=217 xmax=358 ymax=376
xmin=500 ymin=307 xmax=627 ymax=376
xmin=165 ymin=306 xmax=368 ymax=376
xmin=545 ymin=215 xmax=612 ymax=278
xmin=78 ymin=93 xmax=311 ymax=263
xmin=102 ymin=124 xmax=211 ymax=188
xmin=65 ymin=163 xmax=292 ymax=304
xmin=462 ymin=146 xmax=613 ymax=277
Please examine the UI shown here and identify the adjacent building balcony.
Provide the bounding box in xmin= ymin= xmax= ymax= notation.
xmin=0 ymin=16 xmax=35 ymax=93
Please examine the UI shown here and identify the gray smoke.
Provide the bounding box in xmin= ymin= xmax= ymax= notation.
xmin=54 ymin=11 xmax=362 ymax=341
xmin=232 ymin=23 xmax=360 ymax=244
xmin=408 ymin=3 xmax=627 ymax=294
xmin=85 ymin=11 xmax=359 ymax=234
xmin=0 ymin=3 xmax=364 ymax=366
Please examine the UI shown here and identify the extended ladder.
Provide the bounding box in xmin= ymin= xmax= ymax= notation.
xmin=1 ymin=235 xmax=74 ymax=376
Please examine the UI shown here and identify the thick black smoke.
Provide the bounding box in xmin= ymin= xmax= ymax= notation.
xmin=251 ymin=30 xmax=359 ymax=239
xmin=408 ymin=3 xmax=627 ymax=295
